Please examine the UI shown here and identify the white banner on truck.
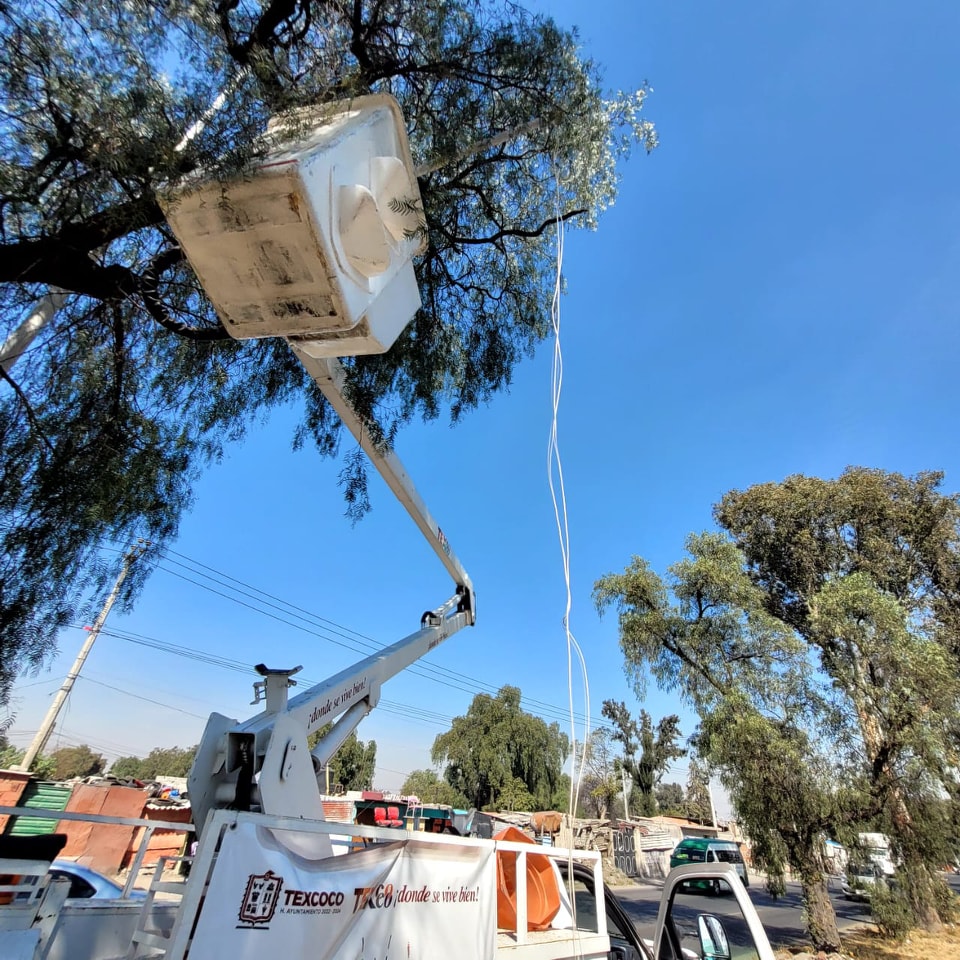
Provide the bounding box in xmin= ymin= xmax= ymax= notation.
xmin=187 ymin=821 xmax=495 ymax=960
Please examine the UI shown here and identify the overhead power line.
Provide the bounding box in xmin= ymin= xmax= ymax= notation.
xmin=96 ymin=540 xmax=615 ymax=733
xmin=144 ymin=541 xmax=601 ymax=723
xmin=78 ymin=676 xmax=208 ymax=721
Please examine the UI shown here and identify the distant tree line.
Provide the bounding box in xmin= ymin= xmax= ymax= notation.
xmin=401 ymin=685 xmax=694 ymax=819
xmin=0 ymin=737 xmax=105 ymax=780
xmin=307 ymin=726 xmax=377 ymax=793
xmin=111 ymin=746 xmax=197 ymax=781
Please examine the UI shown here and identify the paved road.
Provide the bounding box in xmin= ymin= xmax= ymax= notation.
xmin=610 ymin=872 xmax=960 ymax=949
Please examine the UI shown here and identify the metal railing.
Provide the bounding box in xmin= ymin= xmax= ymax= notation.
xmin=0 ymin=805 xmax=195 ymax=898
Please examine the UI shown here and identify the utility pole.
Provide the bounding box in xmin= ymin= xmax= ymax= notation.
xmin=17 ymin=544 xmax=145 ymax=773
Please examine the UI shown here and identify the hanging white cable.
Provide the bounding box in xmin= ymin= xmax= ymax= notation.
xmin=545 ymin=181 xmax=592 ymax=828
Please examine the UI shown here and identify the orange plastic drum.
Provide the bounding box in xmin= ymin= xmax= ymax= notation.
xmin=493 ymin=826 xmax=561 ymax=931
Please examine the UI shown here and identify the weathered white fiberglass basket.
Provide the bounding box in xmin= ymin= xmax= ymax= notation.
xmin=160 ymin=94 xmax=425 ymax=357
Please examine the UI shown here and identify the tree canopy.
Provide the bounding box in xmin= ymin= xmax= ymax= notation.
xmin=49 ymin=744 xmax=106 ymax=780
xmin=0 ymin=0 xmax=655 ymax=703
xmin=578 ymin=728 xmax=621 ymax=819
xmin=601 ymin=699 xmax=685 ymax=817
xmin=683 ymin=760 xmax=711 ymax=823
xmin=595 ymin=468 xmax=960 ymax=947
xmin=0 ymin=742 xmax=55 ymax=779
xmin=595 ymin=532 xmax=848 ymax=951
xmin=717 ymin=467 xmax=960 ymax=932
xmin=431 ymin=685 xmax=569 ymax=810
xmin=654 ymin=780 xmax=684 ymax=816
xmin=0 ymin=740 xmax=105 ymax=780
xmin=400 ymin=768 xmax=467 ymax=808
xmin=110 ymin=745 xmax=197 ymax=781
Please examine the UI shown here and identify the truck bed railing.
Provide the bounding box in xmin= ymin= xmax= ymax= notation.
xmin=165 ymin=810 xmax=609 ymax=960
xmin=1 ymin=805 xmax=611 ymax=960
xmin=0 ymin=804 xmax=195 ymax=899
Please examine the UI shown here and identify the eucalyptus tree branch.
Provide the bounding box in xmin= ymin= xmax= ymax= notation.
xmin=137 ymin=274 xmax=229 ymax=342
xmin=110 ymin=306 xmax=125 ymax=416
xmin=435 ymin=207 xmax=587 ymax=247
xmin=0 ymin=195 xmax=165 ymax=289
xmin=0 ymin=367 xmax=55 ymax=455
xmin=0 ymin=242 xmax=140 ymax=299
xmin=350 ymin=0 xmax=375 ymax=72
xmin=660 ymin=632 xmax=731 ymax=699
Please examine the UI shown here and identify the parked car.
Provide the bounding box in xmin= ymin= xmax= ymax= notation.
xmin=49 ymin=861 xmax=146 ymax=900
xmin=669 ymin=838 xmax=749 ymax=894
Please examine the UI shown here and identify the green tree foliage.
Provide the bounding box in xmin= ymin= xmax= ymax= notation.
xmin=110 ymin=745 xmax=197 ymax=781
xmin=601 ymin=700 xmax=685 ymax=818
xmin=497 ymin=777 xmax=536 ymax=812
xmin=0 ymin=743 xmax=56 ymax=779
xmin=594 ymin=533 xmax=846 ymax=952
xmin=110 ymin=757 xmax=144 ymax=780
xmin=50 ymin=744 xmax=106 ymax=779
xmin=308 ymin=725 xmax=376 ymax=792
xmin=0 ymin=0 xmax=656 ymax=704
xmin=551 ymin=773 xmax=573 ymax=813
xmin=400 ymin=769 xmax=467 ymax=808
xmin=431 ymin=685 xmax=569 ymax=811
xmin=654 ymin=781 xmax=684 ymax=815
xmin=596 ymin=468 xmax=960 ymax=946
xmin=330 ymin=733 xmax=377 ymax=792
xmin=716 ymin=468 xmax=960 ymax=931
xmin=579 ymin=729 xmax=620 ymax=819
xmin=695 ymin=696 xmax=864 ymax=940
xmin=683 ymin=761 xmax=711 ymax=823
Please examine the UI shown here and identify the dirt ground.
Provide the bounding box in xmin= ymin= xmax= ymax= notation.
xmin=839 ymin=927 xmax=960 ymax=959
xmin=772 ymin=926 xmax=960 ymax=960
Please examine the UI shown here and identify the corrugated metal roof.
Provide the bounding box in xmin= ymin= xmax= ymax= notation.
xmin=7 ymin=781 xmax=72 ymax=836
xmin=635 ymin=829 xmax=677 ymax=851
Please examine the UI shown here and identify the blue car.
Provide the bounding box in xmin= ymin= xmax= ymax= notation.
xmin=49 ymin=861 xmax=146 ymax=900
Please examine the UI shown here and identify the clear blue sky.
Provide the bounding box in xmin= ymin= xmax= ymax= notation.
xmin=9 ymin=0 xmax=960 ymax=810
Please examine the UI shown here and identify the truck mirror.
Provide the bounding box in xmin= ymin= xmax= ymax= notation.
xmin=661 ymin=885 xmax=767 ymax=959
xmin=696 ymin=914 xmax=731 ymax=959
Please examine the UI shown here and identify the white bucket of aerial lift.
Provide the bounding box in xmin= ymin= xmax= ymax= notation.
xmin=160 ymin=94 xmax=426 ymax=356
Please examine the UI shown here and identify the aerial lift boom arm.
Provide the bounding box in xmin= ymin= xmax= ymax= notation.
xmin=167 ymin=94 xmax=475 ymax=837
xmin=296 ymin=348 xmax=474 ymax=601
xmin=187 ymin=356 xmax=475 ymax=834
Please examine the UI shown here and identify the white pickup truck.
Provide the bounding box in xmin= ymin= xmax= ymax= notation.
xmin=1 ymin=809 xmax=774 ymax=960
